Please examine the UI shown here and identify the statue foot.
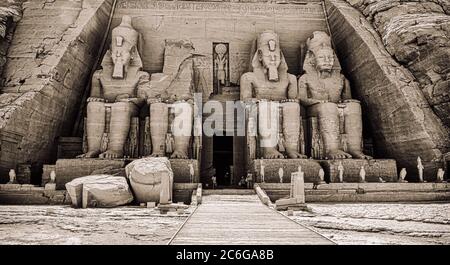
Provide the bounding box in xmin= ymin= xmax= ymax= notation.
xmin=286 ymin=150 xmax=308 ymax=159
xmin=349 ymin=151 xmax=372 ymax=160
xmin=76 ymin=150 xmax=101 ymax=158
xmin=170 ymin=150 xmax=189 ymax=159
xmin=263 ymin=148 xmax=285 ymax=159
xmin=325 ymin=150 xmax=352 ymax=160
xmin=99 ymin=150 xmax=123 ymax=159
xmin=149 ymin=153 xmax=165 ymax=157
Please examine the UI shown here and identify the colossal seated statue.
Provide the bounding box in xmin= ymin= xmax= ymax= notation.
xmin=77 ymin=16 xmax=148 ymax=159
xmin=298 ymin=31 xmax=372 ymax=160
xmin=240 ymin=30 xmax=306 ymax=160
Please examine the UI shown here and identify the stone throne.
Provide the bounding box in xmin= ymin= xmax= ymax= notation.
xmin=241 ymin=30 xmax=322 ymax=183
xmin=298 ymin=31 xmax=397 ymax=183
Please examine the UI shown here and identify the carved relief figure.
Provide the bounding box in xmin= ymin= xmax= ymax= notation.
xmin=298 ymin=31 xmax=372 ymax=160
xmin=240 ymin=30 xmax=306 ymax=159
xmin=78 ymin=16 xmax=148 ymax=159
xmin=214 ymin=43 xmax=229 ymax=93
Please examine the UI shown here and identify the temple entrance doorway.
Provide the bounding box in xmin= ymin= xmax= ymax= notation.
xmin=213 ymin=135 xmax=234 ymax=187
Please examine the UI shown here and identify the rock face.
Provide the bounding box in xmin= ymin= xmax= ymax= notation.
xmin=125 ymin=157 xmax=174 ymax=204
xmin=65 ymin=175 xmax=133 ymax=208
xmin=0 ymin=0 xmax=22 ymax=78
xmin=325 ymin=0 xmax=449 ymax=179
xmin=0 ymin=0 xmax=115 ymax=181
xmin=345 ymin=0 xmax=450 ymax=128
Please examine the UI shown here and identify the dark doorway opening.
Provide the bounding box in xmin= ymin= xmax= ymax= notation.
xmin=213 ymin=135 xmax=233 ymax=187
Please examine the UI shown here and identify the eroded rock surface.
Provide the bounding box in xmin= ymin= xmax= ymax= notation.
xmin=346 ymin=0 xmax=450 ymax=128
xmin=288 ymin=203 xmax=450 ymax=245
xmin=0 ymin=205 xmax=192 ymax=244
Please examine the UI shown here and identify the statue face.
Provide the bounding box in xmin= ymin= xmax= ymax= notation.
xmin=111 ymin=42 xmax=132 ymax=79
xmin=258 ymin=38 xmax=281 ymax=81
xmin=314 ymin=48 xmax=334 ymax=72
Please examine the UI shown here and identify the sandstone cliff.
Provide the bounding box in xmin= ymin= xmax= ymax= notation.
xmin=346 ymin=0 xmax=450 ymax=129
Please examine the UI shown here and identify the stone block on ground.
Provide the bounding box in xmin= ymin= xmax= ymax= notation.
xmin=65 ymin=175 xmax=133 ymax=208
xmin=275 ymin=197 xmax=308 ymax=211
xmin=251 ymin=159 xmax=322 ymax=183
xmin=55 ymin=159 xmax=126 ymax=189
xmin=319 ymin=159 xmax=397 ymax=183
xmin=125 ymin=157 xmax=173 ymax=204
xmin=44 ymin=183 xmax=56 ymax=191
xmin=170 ymin=159 xmax=199 ymax=183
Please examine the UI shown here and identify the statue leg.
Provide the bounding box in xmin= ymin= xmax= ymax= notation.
xmin=344 ymin=102 xmax=372 ymax=159
xmin=150 ymin=102 xmax=169 ymax=157
xmin=99 ymin=102 xmax=137 ymax=159
xmin=259 ymin=101 xmax=284 ymax=159
xmin=171 ymin=102 xmax=193 ymax=159
xmin=77 ymin=101 xmax=105 ymax=158
xmin=282 ymin=102 xmax=307 ymax=159
xmin=308 ymin=102 xmax=352 ymax=159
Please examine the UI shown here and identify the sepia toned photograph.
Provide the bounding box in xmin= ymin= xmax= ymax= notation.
xmin=0 ymin=0 xmax=448 ymax=254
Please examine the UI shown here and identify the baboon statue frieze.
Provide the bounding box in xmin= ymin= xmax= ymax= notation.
xmin=77 ymin=16 xmax=148 ymax=159
xmin=298 ymin=31 xmax=372 ymax=160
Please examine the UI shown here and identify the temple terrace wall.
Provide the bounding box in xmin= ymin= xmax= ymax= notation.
xmin=325 ymin=0 xmax=449 ymax=179
xmin=0 ymin=0 xmax=114 ymax=181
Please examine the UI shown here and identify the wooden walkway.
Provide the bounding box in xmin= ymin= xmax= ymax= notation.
xmin=169 ymin=194 xmax=334 ymax=245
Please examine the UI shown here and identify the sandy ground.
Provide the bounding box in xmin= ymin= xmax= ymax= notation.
xmin=0 ymin=205 xmax=192 ymax=245
xmin=285 ymin=203 xmax=450 ymax=245
xmin=0 ymin=203 xmax=449 ymax=245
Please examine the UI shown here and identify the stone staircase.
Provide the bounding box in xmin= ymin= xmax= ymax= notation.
xmin=203 ymin=188 xmax=255 ymax=196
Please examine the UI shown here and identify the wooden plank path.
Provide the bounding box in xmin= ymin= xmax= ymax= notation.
xmin=169 ymin=194 xmax=334 ymax=245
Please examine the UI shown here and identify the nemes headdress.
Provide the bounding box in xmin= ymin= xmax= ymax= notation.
xmin=302 ymin=31 xmax=341 ymax=73
xmin=306 ymin=31 xmax=333 ymax=56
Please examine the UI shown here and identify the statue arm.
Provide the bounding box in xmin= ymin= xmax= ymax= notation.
xmin=87 ymin=71 xmax=104 ymax=102
xmin=297 ymin=75 xmax=320 ymax=106
xmin=342 ymin=77 xmax=353 ymax=101
xmin=287 ymin=74 xmax=298 ymax=99
xmin=118 ymin=71 xmax=149 ymax=107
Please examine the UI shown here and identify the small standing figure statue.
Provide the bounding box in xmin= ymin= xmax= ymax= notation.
xmin=50 ymin=170 xmax=56 ymax=183
xmin=211 ymin=175 xmax=217 ymax=189
xmin=337 ymin=161 xmax=344 ymax=183
xmin=436 ymin=168 xmax=445 ymax=183
xmin=313 ymin=168 xmax=326 ymax=190
xmin=260 ymin=161 xmax=265 ymax=183
xmin=417 ymin=156 xmax=424 ymax=182
xmin=398 ymin=168 xmax=408 ymax=183
xmin=189 ymin=163 xmax=195 ymax=183
xmin=278 ymin=167 xmax=284 ymax=183
xmin=298 ymin=165 xmax=302 ymax=174
xmin=359 ymin=165 xmax=366 ymax=183
xmin=8 ymin=169 xmax=17 ymax=184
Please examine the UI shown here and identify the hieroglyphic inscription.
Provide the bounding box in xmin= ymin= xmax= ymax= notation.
xmin=117 ymin=1 xmax=324 ymax=18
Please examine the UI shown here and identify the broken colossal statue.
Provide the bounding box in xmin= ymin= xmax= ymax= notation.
xmin=139 ymin=39 xmax=196 ymax=159
xmin=298 ymin=31 xmax=371 ymax=160
xmin=78 ymin=16 xmax=148 ymax=159
xmin=241 ymin=30 xmax=306 ymax=160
